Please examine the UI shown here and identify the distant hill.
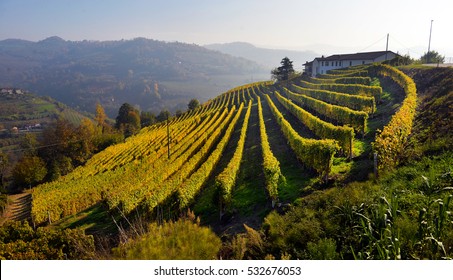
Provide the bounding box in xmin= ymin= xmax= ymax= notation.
xmin=0 ymin=37 xmax=268 ymax=117
xmin=0 ymin=88 xmax=91 ymax=158
xmin=204 ymin=42 xmax=318 ymax=71
xmin=0 ymin=88 xmax=90 ymax=128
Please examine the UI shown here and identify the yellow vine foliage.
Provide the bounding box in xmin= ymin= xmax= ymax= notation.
xmin=265 ymin=94 xmax=338 ymax=179
xmin=178 ymin=103 xmax=245 ymax=208
xmin=257 ymin=96 xmax=285 ymax=201
xmin=283 ymin=87 xmax=368 ymax=134
xmin=274 ymin=91 xmax=353 ymax=157
xmin=370 ymin=64 xmax=417 ymax=171
xmin=216 ymin=100 xmax=252 ymax=207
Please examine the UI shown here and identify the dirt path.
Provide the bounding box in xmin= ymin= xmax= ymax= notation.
xmin=1 ymin=192 xmax=32 ymax=225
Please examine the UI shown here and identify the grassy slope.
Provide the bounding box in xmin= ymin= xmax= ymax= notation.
xmin=401 ymin=67 xmax=453 ymax=156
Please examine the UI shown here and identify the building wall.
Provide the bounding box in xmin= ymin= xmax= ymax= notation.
xmin=312 ymin=60 xmax=319 ymax=77
xmin=313 ymin=59 xmax=347 ymax=76
xmin=306 ymin=52 xmax=398 ymax=77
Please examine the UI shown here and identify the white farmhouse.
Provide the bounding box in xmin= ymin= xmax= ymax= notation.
xmin=303 ymin=50 xmax=398 ymax=77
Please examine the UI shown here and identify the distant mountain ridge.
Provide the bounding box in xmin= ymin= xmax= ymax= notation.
xmin=0 ymin=37 xmax=268 ymax=117
xmin=204 ymin=42 xmax=319 ymax=71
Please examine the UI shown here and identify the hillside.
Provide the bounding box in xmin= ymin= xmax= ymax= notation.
xmin=0 ymin=37 xmax=268 ymax=117
xmin=1 ymin=64 xmax=452 ymax=260
xmin=28 ymin=65 xmax=407 ymax=228
xmin=0 ymin=88 xmax=92 ymax=186
xmin=0 ymin=88 xmax=90 ymax=147
xmin=205 ymin=42 xmax=318 ymax=71
xmin=401 ymin=67 xmax=453 ymax=153
xmin=0 ymin=88 xmax=89 ymax=126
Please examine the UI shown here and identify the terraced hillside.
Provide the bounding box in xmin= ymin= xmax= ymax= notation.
xmin=30 ymin=64 xmax=417 ymax=234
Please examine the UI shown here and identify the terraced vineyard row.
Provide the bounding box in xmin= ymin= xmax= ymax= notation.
xmin=216 ymin=100 xmax=252 ymax=209
xmin=31 ymin=64 xmax=417 ymax=226
xmin=256 ymin=95 xmax=285 ymax=205
xmin=282 ymin=87 xmax=368 ymax=134
xmin=291 ymin=84 xmax=376 ymax=114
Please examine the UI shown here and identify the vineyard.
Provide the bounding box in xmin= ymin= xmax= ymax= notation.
xmin=31 ymin=64 xmax=418 ymax=229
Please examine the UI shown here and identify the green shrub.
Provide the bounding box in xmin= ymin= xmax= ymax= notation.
xmin=0 ymin=221 xmax=95 ymax=260
xmin=306 ymin=238 xmax=339 ymax=260
xmin=113 ymin=217 xmax=221 ymax=260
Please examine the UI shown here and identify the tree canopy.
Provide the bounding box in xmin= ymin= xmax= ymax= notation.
xmin=12 ymin=156 xmax=47 ymax=189
xmin=156 ymin=110 xmax=171 ymax=122
xmin=140 ymin=111 xmax=156 ymax=128
xmin=188 ymin=98 xmax=200 ymax=111
xmin=115 ymin=103 xmax=141 ymax=137
xmin=0 ymin=221 xmax=95 ymax=259
xmin=421 ymin=50 xmax=445 ymax=64
xmin=0 ymin=152 xmax=8 ymax=188
xmin=271 ymin=57 xmax=295 ymax=81
xmin=95 ymin=103 xmax=108 ymax=129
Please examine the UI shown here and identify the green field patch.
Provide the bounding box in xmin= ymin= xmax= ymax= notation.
xmin=52 ymin=203 xmax=118 ymax=235
xmin=36 ymin=103 xmax=56 ymax=113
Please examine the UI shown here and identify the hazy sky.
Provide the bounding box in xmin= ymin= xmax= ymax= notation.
xmin=1 ymin=0 xmax=452 ymax=58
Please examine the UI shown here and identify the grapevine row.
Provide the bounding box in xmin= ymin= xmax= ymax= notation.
xmin=177 ymin=102 xmax=245 ymax=209
xmin=257 ymin=95 xmax=285 ymax=204
xmin=274 ymin=90 xmax=354 ymax=157
xmin=282 ymin=87 xmax=368 ymax=134
xmin=327 ymin=67 xmax=367 ymax=75
xmin=291 ymin=83 xmax=375 ymax=113
xmin=306 ymin=76 xmax=372 ymax=86
xmin=369 ymin=64 xmax=417 ymax=171
xmin=107 ymin=106 xmax=236 ymax=213
xmin=297 ymin=79 xmax=381 ymax=104
xmin=317 ymin=70 xmax=369 ymax=79
xmin=31 ymin=106 xmax=231 ymax=223
xmin=264 ymin=94 xmax=338 ymax=179
xmin=215 ymin=100 xmax=252 ymax=209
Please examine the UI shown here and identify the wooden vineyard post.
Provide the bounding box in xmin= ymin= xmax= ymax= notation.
xmin=166 ymin=116 xmax=171 ymax=159
xmin=374 ymin=152 xmax=379 ymax=179
xmin=349 ymin=137 xmax=353 ymax=160
xmin=47 ymin=211 xmax=51 ymax=225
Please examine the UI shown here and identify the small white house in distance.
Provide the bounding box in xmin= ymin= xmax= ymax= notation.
xmin=303 ymin=50 xmax=398 ymax=77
